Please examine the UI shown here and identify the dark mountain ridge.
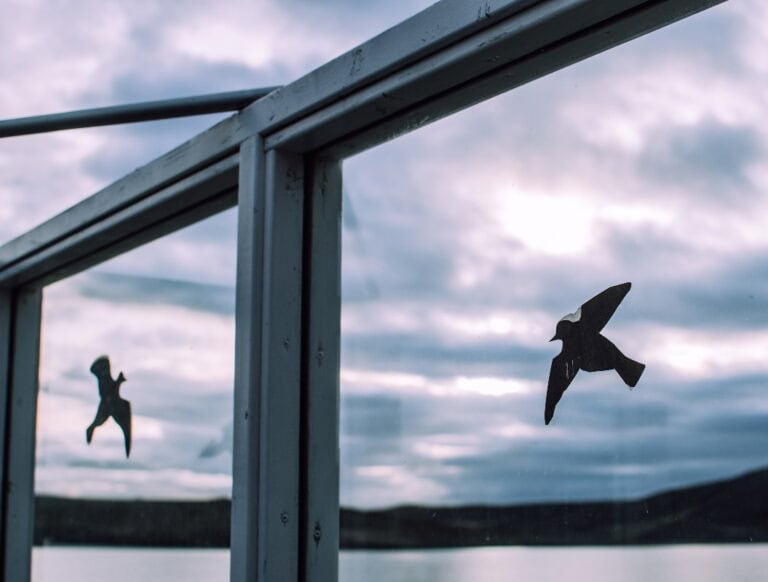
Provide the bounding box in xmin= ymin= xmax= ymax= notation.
xmin=35 ymin=466 xmax=768 ymax=548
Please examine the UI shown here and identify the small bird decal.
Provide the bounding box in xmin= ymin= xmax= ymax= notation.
xmin=546 ymin=282 xmax=645 ymax=425
xmin=86 ymin=355 xmax=132 ymax=457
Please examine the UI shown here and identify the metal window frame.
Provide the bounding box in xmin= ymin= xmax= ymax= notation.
xmin=0 ymin=1 xmax=725 ymax=581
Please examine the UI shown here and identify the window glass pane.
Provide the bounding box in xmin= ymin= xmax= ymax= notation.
xmin=340 ymin=3 xmax=768 ymax=581
xmin=33 ymin=209 xmax=236 ymax=581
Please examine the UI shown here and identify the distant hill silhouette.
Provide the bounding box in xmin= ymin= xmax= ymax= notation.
xmin=35 ymin=466 xmax=768 ymax=548
xmin=35 ymin=497 xmax=229 ymax=547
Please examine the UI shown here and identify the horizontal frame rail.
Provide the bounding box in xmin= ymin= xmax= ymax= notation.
xmin=259 ymin=0 xmax=726 ymax=155
xmin=0 ymin=114 xmax=256 ymax=273
xmin=0 ymin=154 xmax=239 ymax=287
xmin=0 ymin=87 xmax=280 ymax=139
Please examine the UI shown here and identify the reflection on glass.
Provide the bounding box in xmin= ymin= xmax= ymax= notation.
xmin=33 ymin=209 xmax=236 ymax=579
xmin=340 ymin=3 xmax=768 ymax=580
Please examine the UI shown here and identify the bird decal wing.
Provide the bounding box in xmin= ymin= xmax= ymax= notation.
xmin=580 ymin=282 xmax=631 ymax=333
xmin=545 ymin=353 xmax=579 ymax=425
xmin=113 ymin=399 xmax=132 ymax=458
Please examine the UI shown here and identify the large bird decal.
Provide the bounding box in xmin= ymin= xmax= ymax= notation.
xmin=546 ymin=282 xmax=645 ymax=425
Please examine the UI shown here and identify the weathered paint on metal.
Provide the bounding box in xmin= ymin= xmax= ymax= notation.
xmin=231 ymin=139 xmax=305 ymax=582
xmin=300 ymin=157 xmax=342 ymax=582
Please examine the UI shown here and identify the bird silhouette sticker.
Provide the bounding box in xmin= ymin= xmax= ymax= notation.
xmin=86 ymin=355 xmax=132 ymax=457
xmin=546 ymin=282 xmax=645 ymax=425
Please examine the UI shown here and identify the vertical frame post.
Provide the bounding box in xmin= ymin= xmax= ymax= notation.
xmin=1 ymin=287 xmax=43 ymax=582
xmin=231 ymin=137 xmax=305 ymax=582
xmin=300 ymin=158 xmax=342 ymax=582
xmin=0 ymin=289 xmax=11 ymax=578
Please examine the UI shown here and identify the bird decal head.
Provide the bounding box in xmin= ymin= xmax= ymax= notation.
xmin=550 ymin=307 xmax=581 ymax=341
xmin=90 ymin=355 xmax=110 ymax=376
xmin=550 ymin=320 xmax=571 ymax=342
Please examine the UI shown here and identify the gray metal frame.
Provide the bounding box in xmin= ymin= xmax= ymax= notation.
xmin=0 ymin=1 xmax=725 ymax=581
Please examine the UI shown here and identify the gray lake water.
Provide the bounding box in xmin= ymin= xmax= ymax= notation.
xmin=32 ymin=545 xmax=768 ymax=582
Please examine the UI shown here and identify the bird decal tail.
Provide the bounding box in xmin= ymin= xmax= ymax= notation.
xmin=615 ymin=355 xmax=645 ymax=388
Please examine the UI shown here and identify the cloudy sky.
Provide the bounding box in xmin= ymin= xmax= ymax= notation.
xmin=4 ymin=0 xmax=768 ymax=511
